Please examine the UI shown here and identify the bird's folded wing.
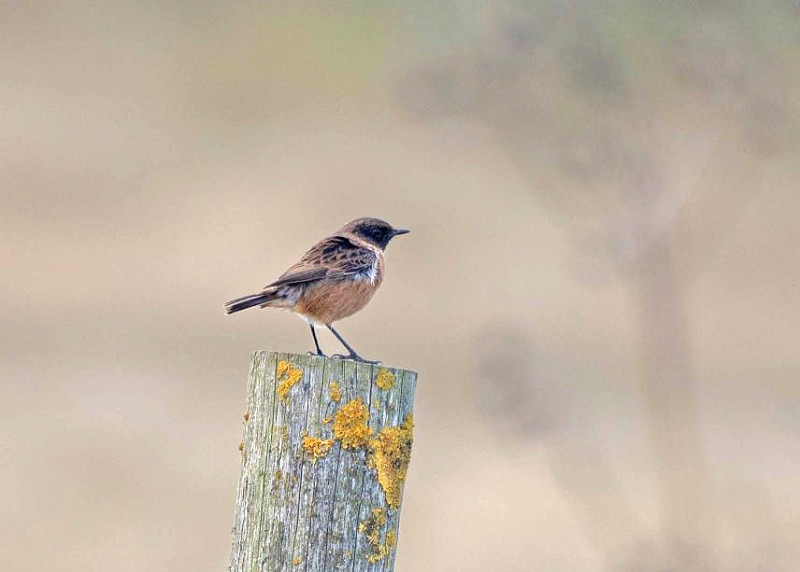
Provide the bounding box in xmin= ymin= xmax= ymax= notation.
xmin=265 ymin=235 xmax=377 ymax=288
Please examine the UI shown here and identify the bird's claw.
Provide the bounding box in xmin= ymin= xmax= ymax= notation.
xmin=332 ymin=353 xmax=380 ymax=364
xmin=308 ymin=350 xmax=326 ymax=357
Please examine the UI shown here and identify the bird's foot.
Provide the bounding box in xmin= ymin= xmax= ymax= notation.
xmin=308 ymin=350 xmax=326 ymax=357
xmin=332 ymin=353 xmax=380 ymax=364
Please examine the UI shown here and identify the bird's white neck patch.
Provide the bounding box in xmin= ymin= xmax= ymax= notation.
xmin=364 ymin=264 xmax=378 ymax=284
xmin=360 ymin=244 xmax=381 ymax=284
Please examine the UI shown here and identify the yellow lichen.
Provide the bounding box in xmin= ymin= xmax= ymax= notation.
xmin=293 ymin=556 xmax=301 ymax=566
xmin=243 ymin=410 xmax=250 ymax=421
xmin=329 ymin=381 xmax=342 ymax=402
xmin=322 ymin=416 xmax=333 ymax=425
xmin=301 ymin=435 xmax=333 ymax=462
xmin=333 ymin=398 xmax=373 ymax=449
xmin=276 ymin=360 xmax=303 ymax=401
xmin=368 ymin=414 xmax=414 ymax=509
xmin=237 ymin=440 xmax=244 ymax=452
xmin=375 ymin=368 xmax=396 ymax=390
xmin=359 ymin=509 xmax=396 ymax=562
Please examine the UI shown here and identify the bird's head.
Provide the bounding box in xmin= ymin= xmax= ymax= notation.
xmin=339 ymin=217 xmax=410 ymax=250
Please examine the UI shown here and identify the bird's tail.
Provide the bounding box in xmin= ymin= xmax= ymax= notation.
xmin=224 ymin=291 xmax=279 ymax=314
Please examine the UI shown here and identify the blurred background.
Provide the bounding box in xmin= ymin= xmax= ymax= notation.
xmin=2 ymin=2 xmax=799 ymax=571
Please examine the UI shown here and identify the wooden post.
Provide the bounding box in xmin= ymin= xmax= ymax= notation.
xmin=229 ymin=351 xmax=417 ymax=572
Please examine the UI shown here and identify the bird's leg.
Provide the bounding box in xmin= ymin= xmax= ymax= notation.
xmin=326 ymin=324 xmax=380 ymax=364
xmin=307 ymin=323 xmax=325 ymax=357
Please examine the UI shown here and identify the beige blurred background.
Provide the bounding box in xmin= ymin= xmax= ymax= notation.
xmin=2 ymin=2 xmax=799 ymax=571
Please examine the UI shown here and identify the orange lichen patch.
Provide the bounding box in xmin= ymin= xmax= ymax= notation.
xmin=386 ymin=530 xmax=397 ymax=551
xmin=359 ymin=509 xmax=396 ymax=563
xmin=237 ymin=440 xmax=244 ymax=452
xmin=301 ymin=435 xmax=333 ymax=462
xmin=276 ymin=360 xmax=303 ymax=401
xmin=322 ymin=416 xmax=333 ymax=425
xmin=368 ymin=414 xmax=414 ymax=509
xmin=293 ymin=556 xmax=302 ymax=566
xmin=243 ymin=410 xmax=250 ymax=421
xmin=333 ymin=398 xmax=373 ymax=449
xmin=329 ymin=381 xmax=342 ymax=402
xmin=375 ymin=368 xmax=396 ymax=390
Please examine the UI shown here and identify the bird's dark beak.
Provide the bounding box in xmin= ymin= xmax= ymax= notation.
xmin=392 ymin=228 xmax=410 ymax=236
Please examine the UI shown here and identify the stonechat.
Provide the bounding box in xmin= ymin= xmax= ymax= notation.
xmin=225 ymin=217 xmax=409 ymax=363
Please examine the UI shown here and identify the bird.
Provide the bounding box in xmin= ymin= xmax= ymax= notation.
xmin=225 ymin=217 xmax=409 ymax=363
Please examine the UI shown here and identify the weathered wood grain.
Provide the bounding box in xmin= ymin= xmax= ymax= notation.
xmin=229 ymin=352 xmax=417 ymax=572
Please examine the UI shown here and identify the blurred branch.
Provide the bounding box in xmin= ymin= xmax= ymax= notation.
xmin=396 ymin=3 xmax=800 ymax=569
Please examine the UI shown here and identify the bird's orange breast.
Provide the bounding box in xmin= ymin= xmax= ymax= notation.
xmin=295 ymin=275 xmax=381 ymax=324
